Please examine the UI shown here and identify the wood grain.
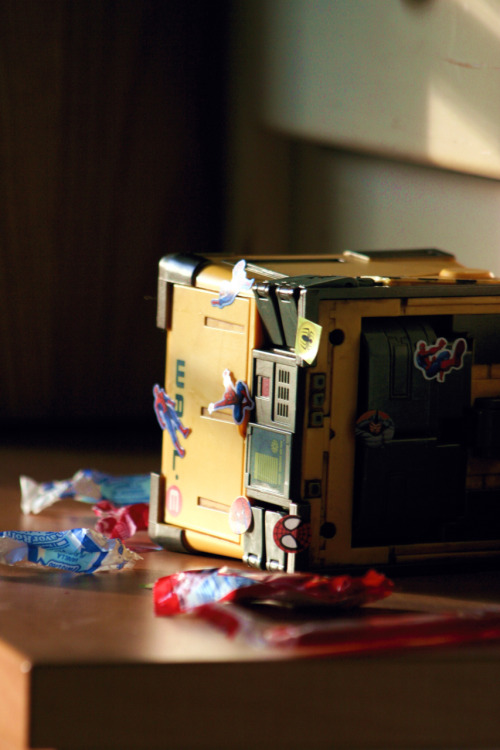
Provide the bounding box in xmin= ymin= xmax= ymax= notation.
xmin=2 ymin=444 xmax=500 ymax=748
xmin=0 ymin=1 xmax=229 ymax=426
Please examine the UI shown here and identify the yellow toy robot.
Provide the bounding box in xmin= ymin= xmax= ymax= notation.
xmin=150 ymin=249 xmax=500 ymax=571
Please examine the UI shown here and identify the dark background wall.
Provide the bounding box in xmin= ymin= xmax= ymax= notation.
xmin=0 ymin=0 xmax=229 ymax=442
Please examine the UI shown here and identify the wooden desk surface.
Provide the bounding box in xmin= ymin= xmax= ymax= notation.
xmin=2 ymin=437 xmax=500 ymax=750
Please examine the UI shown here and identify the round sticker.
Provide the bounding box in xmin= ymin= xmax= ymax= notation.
xmin=295 ymin=317 xmax=322 ymax=364
xmin=166 ymin=485 xmax=183 ymax=518
xmin=355 ymin=409 xmax=395 ymax=446
xmin=273 ymin=515 xmax=311 ymax=554
xmin=228 ymin=496 xmax=253 ymax=535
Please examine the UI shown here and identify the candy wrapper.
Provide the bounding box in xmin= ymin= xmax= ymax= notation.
xmin=192 ymin=599 xmax=500 ymax=654
xmin=0 ymin=529 xmax=141 ymax=573
xmin=93 ymin=500 xmax=149 ymax=539
xmin=20 ymin=470 xmax=150 ymax=515
xmin=154 ymin=567 xmax=500 ymax=655
xmin=154 ymin=567 xmax=393 ymax=616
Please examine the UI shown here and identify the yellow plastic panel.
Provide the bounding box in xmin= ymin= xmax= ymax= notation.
xmin=472 ymin=379 xmax=500 ymax=401
xmin=404 ymin=297 xmax=500 ymax=314
xmin=161 ymin=285 xmax=254 ymax=546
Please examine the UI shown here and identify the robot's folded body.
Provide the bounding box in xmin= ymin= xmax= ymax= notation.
xmin=150 ymin=249 xmax=500 ymax=571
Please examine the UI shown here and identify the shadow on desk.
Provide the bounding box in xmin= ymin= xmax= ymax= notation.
xmin=0 ymin=419 xmax=161 ymax=487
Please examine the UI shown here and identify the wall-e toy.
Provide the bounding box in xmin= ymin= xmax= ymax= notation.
xmin=149 ymin=249 xmax=500 ymax=571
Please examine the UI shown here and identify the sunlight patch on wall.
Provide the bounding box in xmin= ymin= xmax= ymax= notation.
xmin=459 ymin=0 xmax=500 ymax=44
xmin=427 ymin=80 xmax=500 ymax=178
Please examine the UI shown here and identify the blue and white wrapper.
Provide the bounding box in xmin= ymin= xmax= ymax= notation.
xmin=0 ymin=528 xmax=141 ymax=573
xmin=20 ymin=470 xmax=150 ymax=515
xmin=177 ymin=568 xmax=256 ymax=610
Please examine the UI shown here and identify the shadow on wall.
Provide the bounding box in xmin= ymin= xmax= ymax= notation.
xmin=227 ymin=1 xmax=500 ymax=268
xmin=288 ymin=144 xmax=500 ymax=278
xmin=0 ymin=0 xmax=230 ymax=429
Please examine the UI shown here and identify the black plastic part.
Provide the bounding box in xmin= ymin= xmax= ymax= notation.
xmin=352 ymin=317 xmax=473 ymax=547
xmin=320 ymin=522 xmax=337 ymax=539
xmin=352 ymin=439 xmax=468 ymax=547
xmin=471 ymin=397 xmax=500 ymax=459
xmin=357 ymin=318 xmax=471 ymax=440
xmin=454 ymin=315 xmax=500 ymax=364
xmin=446 ymin=489 xmax=500 ymax=542
xmin=329 ymin=329 xmax=345 ymax=346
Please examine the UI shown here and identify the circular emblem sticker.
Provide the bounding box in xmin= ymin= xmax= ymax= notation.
xmin=228 ymin=496 xmax=253 ymax=535
xmin=166 ymin=485 xmax=183 ymax=518
xmin=273 ymin=515 xmax=311 ymax=554
xmin=355 ymin=409 xmax=395 ymax=446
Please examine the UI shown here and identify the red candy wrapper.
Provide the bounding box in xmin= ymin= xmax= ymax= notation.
xmin=154 ymin=567 xmax=500 ymax=655
xmin=193 ymin=600 xmax=500 ymax=654
xmin=93 ymin=501 xmax=149 ymax=539
xmin=154 ymin=567 xmax=393 ymax=616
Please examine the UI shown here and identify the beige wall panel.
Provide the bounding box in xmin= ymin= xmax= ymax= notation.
xmin=251 ymin=0 xmax=500 ymax=179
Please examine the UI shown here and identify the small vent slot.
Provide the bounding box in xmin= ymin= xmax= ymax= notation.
xmin=276 ymin=402 xmax=289 ymax=418
xmin=274 ymin=365 xmax=293 ymax=425
xmin=278 ymin=369 xmax=290 ymax=384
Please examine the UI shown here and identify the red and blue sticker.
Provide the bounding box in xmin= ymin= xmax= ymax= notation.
xmin=211 ymin=259 xmax=254 ymax=309
xmin=228 ymin=496 xmax=253 ymax=535
xmin=414 ymin=337 xmax=467 ymax=383
xmin=273 ymin=515 xmax=311 ymax=554
xmin=208 ymin=369 xmax=254 ymax=436
xmin=153 ymin=384 xmax=191 ymax=458
xmin=355 ymin=410 xmax=395 ymax=446
xmin=166 ymin=485 xmax=183 ymax=518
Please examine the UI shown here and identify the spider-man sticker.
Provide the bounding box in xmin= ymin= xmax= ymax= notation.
xmin=273 ymin=515 xmax=311 ymax=554
xmin=153 ymin=385 xmax=191 ymax=457
xmin=211 ymin=259 xmax=254 ymax=309
xmin=414 ymin=337 xmax=467 ymax=383
xmin=208 ymin=369 xmax=254 ymax=436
